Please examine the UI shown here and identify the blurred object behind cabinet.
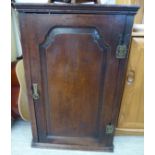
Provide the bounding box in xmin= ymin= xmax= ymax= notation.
xmin=116 ymin=25 xmax=144 ymax=135
xmin=11 ymin=61 xmax=20 ymax=121
xmin=16 ymin=60 xmax=30 ymax=121
xmin=116 ymin=0 xmax=144 ymax=24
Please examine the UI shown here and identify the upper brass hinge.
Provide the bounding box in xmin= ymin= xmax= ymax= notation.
xmin=116 ymin=33 xmax=130 ymax=59
xmin=106 ymin=124 xmax=114 ymax=134
xmin=116 ymin=44 xmax=127 ymax=59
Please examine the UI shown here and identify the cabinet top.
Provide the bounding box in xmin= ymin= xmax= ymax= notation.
xmin=12 ymin=3 xmax=139 ymax=15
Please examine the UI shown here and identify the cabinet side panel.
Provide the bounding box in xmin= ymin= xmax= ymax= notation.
xmin=19 ymin=13 xmax=39 ymax=142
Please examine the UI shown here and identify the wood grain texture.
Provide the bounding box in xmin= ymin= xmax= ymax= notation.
xmin=116 ymin=0 xmax=144 ymax=23
xmin=131 ymin=0 xmax=144 ymax=23
xmin=117 ymin=37 xmax=144 ymax=135
xmin=32 ymin=141 xmax=113 ymax=151
xmin=39 ymin=27 xmax=109 ymax=138
xmin=15 ymin=4 xmax=138 ymax=151
xmin=13 ymin=3 xmax=139 ymax=15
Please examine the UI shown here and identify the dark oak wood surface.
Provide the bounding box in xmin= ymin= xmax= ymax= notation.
xmin=14 ymin=3 xmax=139 ymax=151
xmin=13 ymin=3 xmax=139 ymax=14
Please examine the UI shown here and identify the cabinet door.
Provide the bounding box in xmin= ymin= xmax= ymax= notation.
xmin=117 ymin=37 xmax=144 ymax=135
xmin=20 ymin=13 xmax=133 ymax=150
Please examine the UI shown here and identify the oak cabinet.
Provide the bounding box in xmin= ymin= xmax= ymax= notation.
xmin=116 ymin=33 xmax=144 ymax=135
xmin=14 ymin=3 xmax=138 ymax=151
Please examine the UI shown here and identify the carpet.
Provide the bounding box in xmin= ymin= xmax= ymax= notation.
xmin=11 ymin=120 xmax=144 ymax=155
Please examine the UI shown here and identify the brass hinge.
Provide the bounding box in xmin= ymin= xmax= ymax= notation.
xmin=106 ymin=124 xmax=114 ymax=134
xmin=116 ymin=44 xmax=127 ymax=59
xmin=32 ymin=83 xmax=40 ymax=100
